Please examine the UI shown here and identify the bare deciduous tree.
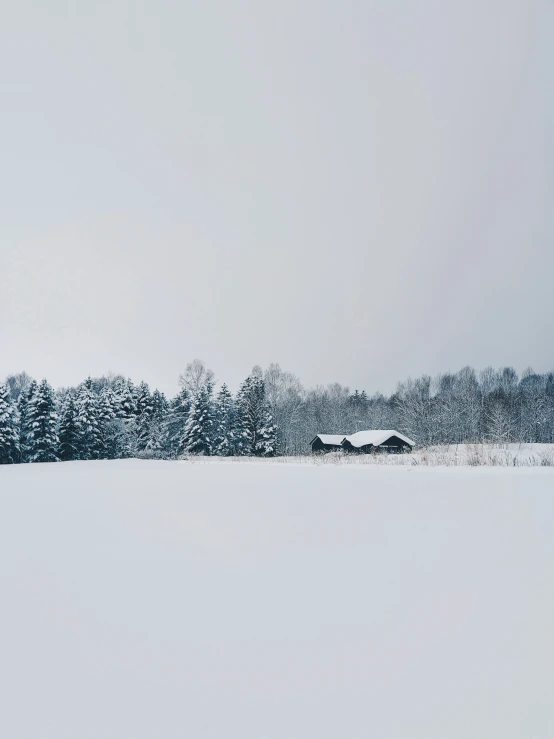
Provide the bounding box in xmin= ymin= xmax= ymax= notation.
xmin=178 ymin=359 xmax=215 ymax=399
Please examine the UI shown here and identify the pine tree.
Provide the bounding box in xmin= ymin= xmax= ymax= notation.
xmin=18 ymin=380 xmax=37 ymax=462
xmin=182 ymin=382 xmax=215 ymax=455
xmin=117 ymin=379 xmax=138 ymax=419
xmin=233 ymin=378 xmax=252 ymax=456
xmin=96 ymin=387 xmax=119 ymax=458
xmin=136 ymin=382 xmax=152 ymax=415
xmin=26 ymin=379 xmax=59 ymax=463
xmin=76 ymin=378 xmax=103 ymax=460
xmin=57 ymin=393 xmax=80 ymax=461
xmin=151 ymin=389 xmax=169 ymax=422
xmin=255 ymin=408 xmax=278 ymax=456
xmin=141 ymin=389 xmax=168 ymax=456
xmin=136 ymin=381 xmax=154 ymax=452
xmin=98 ymin=387 xmax=117 ymax=424
xmin=213 ymin=383 xmax=236 ymax=456
xmin=235 ymin=375 xmax=278 ymax=456
xmin=164 ymin=389 xmax=191 ymax=457
xmin=0 ymin=384 xmax=19 ymax=464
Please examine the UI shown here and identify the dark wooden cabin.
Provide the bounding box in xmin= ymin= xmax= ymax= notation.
xmin=310 ymin=434 xmax=346 ymax=453
xmin=341 ymin=430 xmax=414 ymax=454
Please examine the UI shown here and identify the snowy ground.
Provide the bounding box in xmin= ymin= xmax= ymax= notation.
xmin=239 ymin=443 xmax=554 ymax=467
xmin=1 ymin=460 xmax=553 ymax=739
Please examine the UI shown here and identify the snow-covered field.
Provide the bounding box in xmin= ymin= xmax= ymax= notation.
xmin=253 ymin=443 xmax=554 ymax=467
xmin=1 ymin=460 xmax=553 ymax=738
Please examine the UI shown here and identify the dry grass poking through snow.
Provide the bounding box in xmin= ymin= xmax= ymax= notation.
xmin=182 ymin=443 xmax=554 ymax=467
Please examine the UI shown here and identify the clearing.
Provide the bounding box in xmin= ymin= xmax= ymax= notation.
xmin=0 ymin=459 xmax=553 ymax=738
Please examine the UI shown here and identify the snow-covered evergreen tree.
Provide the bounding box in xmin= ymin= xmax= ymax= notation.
xmin=140 ymin=388 xmax=168 ymax=456
xmin=119 ymin=379 xmax=138 ymax=419
xmin=57 ymin=393 xmax=80 ymax=461
xmin=135 ymin=381 xmax=154 ymax=452
xmin=182 ymin=382 xmax=215 ymax=455
xmin=76 ymin=378 xmax=103 ymax=460
xmin=136 ymin=382 xmax=152 ymax=415
xmin=96 ymin=387 xmax=119 ymax=458
xmin=26 ymin=379 xmax=59 ymax=463
xmin=235 ymin=375 xmax=277 ymax=456
xmin=164 ymin=389 xmax=191 ymax=457
xmin=0 ymin=383 xmax=19 ymax=464
xmin=17 ymin=380 xmax=37 ymax=462
xmin=151 ymin=389 xmax=169 ymax=422
xmin=213 ymin=383 xmax=236 ymax=456
xmin=98 ymin=387 xmax=117 ymax=424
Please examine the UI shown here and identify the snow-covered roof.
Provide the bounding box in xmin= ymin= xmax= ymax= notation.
xmin=343 ymin=430 xmax=415 ymax=448
xmin=312 ymin=434 xmax=346 ymax=446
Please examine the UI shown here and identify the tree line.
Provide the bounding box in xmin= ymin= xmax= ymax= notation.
xmin=265 ymin=364 xmax=554 ymax=451
xmin=0 ymin=361 xmax=276 ymax=464
xmin=1 ymin=361 xmax=553 ymax=464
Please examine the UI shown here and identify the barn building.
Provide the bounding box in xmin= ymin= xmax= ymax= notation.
xmin=341 ymin=430 xmax=414 ymax=454
xmin=310 ymin=434 xmax=346 ymax=453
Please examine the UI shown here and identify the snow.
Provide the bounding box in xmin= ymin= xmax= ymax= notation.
xmin=313 ymin=433 xmax=346 ymax=445
xmin=345 ymin=428 xmax=415 ymax=448
xmin=291 ymin=443 xmax=554 ymax=467
xmin=1 ymin=459 xmax=553 ymax=738
xmin=313 ymin=430 xmax=415 ymax=448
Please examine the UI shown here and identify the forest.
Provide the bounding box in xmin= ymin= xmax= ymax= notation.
xmin=1 ymin=360 xmax=553 ymax=464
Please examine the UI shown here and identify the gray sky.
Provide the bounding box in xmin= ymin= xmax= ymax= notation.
xmin=1 ymin=0 xmax=553 ymax=396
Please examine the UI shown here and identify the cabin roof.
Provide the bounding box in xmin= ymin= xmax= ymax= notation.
xmin=343 ymin=430 xmax=415 ymax=448
xmin=311 ymin=434 xmax=346 ymax=446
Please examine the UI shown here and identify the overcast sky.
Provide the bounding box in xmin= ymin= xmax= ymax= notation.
xmin=1 ymin=0 xmax=552 ymax=396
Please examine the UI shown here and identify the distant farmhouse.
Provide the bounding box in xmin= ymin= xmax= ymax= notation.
xmin=311 ymin=430 xmax=415 ymax=454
